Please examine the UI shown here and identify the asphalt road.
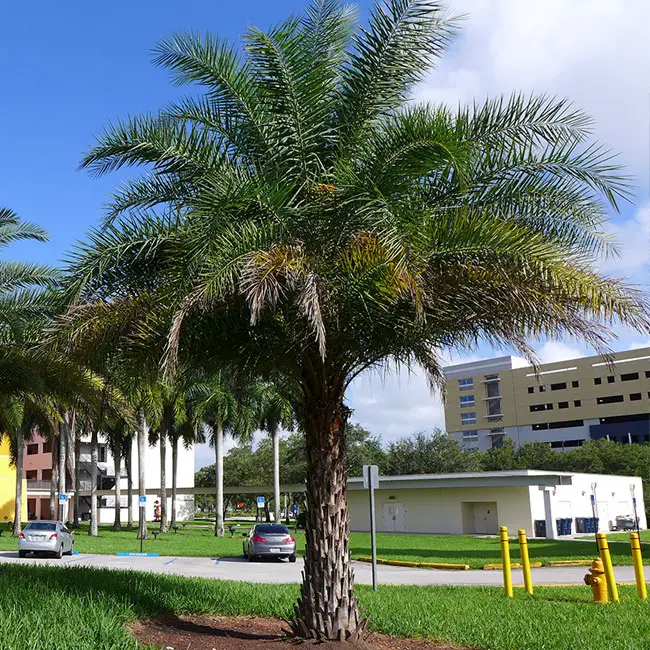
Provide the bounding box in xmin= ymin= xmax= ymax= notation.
xmin=0 ymin=551 xmax=645 ymax=586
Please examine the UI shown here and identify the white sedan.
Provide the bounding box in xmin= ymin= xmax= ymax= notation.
xmin=18 ymin=521 xmax=74 ymax=558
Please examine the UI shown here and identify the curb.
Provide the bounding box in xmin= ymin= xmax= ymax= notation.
xmin=483 ymin=562 xmax=543 ymax=570
xmin=548 ymin=560 xmax=594 ymax=567
xmin=356 ymin=557 xmax=470 ymax=571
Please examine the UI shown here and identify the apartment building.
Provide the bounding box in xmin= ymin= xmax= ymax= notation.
xmin=444 ymin=347 xmax=650 ymax=451
xmin=24 ymin=433 xmax=195 ymax=523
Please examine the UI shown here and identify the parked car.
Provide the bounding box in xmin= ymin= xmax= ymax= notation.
xmin=18 ymin=521 xmax=74 ymax=559
xmin=242 ymin=524 xmax=296 ymax=562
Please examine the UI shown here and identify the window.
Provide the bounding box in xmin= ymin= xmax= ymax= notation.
xmin=532 ymin=423 xmax=549 ymax=431
xmin=646 ymin=371 xmax=650 ymax=379
xmin=25 ymin=470 xmax=37 ymax=480
xmin=527 ymin=387 xmax=534 ymax=394
xmin=486 ymin=398 xmax=502 ymax=417
xmin=42 ymin=441 xmax=52 ymax=453
xmin=489 ymin=427 xmax=504 ymax=433
xmin=607 ymin=375 xmax=615 ymax=383
xmin=491 ymin=434 xmax=505 ymax=449
xmin=529 ymin=403 xmax=553 ymax=412
xmin=630 ymin=393 xmax=642 ymax=401
xmin=462 ymin=430 xmax=478 ymax=442
xmin=548 ymin=419 xmax=584 ymax=430
xmin=539 ymin=385 xmax=546 ymax=392
xmin=98 ymin=445 xmax=107 ymax=463
xmin=551 ymin=382 xmax=567 ymax=391
xmin=558 ymin=401 xmax=569 ymax=409
xmin=597 ymin=395 xmax=624 ymax=405
xmin=460 ymin=395 xmax=475 ymax=408
xmin=26 ymin=444 xmax=39 ymax=456
xmin=594 ymin=377 xmax=602 ymax=385
xmin=41 ymin=469 xmax=52 ymax=481
xmin=564 ymin=439 xmax=584 ymax=448
xmin=572 ymin=380 xmax=580 ymax=388
xmin=461 ymin=412 xmax=477 ymax=425
xmin=622 ymin=372 xmax=639 ymax=382
xmin=458 ymin=378 xmax=473 ymax=391
xmin=574 ymin=400 xmax=582 ymax=407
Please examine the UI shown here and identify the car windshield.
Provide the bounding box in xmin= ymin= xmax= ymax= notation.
xmin=256 ymin=525 xmax=289 ymax=535
xmin=24 ymin=523 xmax=56 ymax=531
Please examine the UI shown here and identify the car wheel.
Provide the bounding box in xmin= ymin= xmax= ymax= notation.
xmin=55 ymin=545 xmax=63 ymax=559
xmin=289 ymin=554 xmax=297 ymax=563
xmin=18 ymin=551 xmax=26 ymax=559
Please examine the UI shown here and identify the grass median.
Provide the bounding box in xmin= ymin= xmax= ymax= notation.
xmin=1 ymin=564 xmax=650 ymax=649
xmin=0 ymin=522 xmax=644 ymax=568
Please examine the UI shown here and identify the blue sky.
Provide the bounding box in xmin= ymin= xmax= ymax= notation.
xmin=1 ymin=1 xmax=648 ymax=467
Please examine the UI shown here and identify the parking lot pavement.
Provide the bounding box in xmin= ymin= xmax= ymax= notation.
xmin=0 ymin=551 xmax=643 ymax=586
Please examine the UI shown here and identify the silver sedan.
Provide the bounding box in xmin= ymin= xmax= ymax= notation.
xmin=243 ymin=524 xmax=297 ymax=562
xmin=18 ymin=521 xmax=74 ymax=558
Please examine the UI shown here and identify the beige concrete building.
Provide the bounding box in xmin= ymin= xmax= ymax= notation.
xmin=443 ymin=347 xmax=650 ymax=452
xmin=347 ymin=470 xmax=645 ymax=537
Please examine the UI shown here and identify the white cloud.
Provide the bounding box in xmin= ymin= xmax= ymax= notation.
xmin=536 ymin=341 xmax=586 ymax=365
xmin=600 ymin=203 xmax=650 ymax=276
xmin=418 ymin=0 xmax=650 ymax=177
xmin=629 ymin=341 xmax=650 ymax=351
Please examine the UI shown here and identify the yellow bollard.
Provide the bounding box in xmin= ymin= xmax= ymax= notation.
xmin=518 ymin=529 xmax=534 ymax=595
xmin=629 ymin=533 xmax=647 ymax=600
xmin=584 ymin=558 xmax=608 ymax=603
xmin=596 ymin=532 xmax=619 ymax=602
xmin=499 ymin=526 xmax=513 ymax=598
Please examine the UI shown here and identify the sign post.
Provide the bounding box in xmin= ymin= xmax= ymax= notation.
xmin=139 ymin=496 xmax=147 ymax=554
xmin=363 ymin=465 xmax=379 ymax=591
xmin=257 ymin=496 xmax=265 ymax=522
xmin=631 ymin=484 xmax=640 ymax=533
xmin=58 ymin=493 xmax=67 ymax=523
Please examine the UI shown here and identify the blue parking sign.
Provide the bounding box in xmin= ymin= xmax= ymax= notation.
xmin=292 ymin=503 xmax=298 ymax=516
xmin=257 ymin=496 xmax=265 ymax=507
xmin=139 ymin=496 xmax=147 ymax=505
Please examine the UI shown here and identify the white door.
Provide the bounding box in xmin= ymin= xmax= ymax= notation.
xmin=472 ymin=502 xmax=498 ymax=535
xmin=382 ymin=503 xmax=406 ymax=532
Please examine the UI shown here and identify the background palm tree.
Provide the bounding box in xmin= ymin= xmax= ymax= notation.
xmin=62 ymin=0 xmax=650 ymax=638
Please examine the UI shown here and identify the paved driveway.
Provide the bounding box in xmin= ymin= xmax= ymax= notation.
xmin=0 ymin=551 xmax=644 ymax=586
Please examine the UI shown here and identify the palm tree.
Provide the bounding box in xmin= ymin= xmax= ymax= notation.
xmin=191 ymin=377 xmax=255 ymax=536
xmin=65 ymin=0 xmax=650 ymax=638
xmin=254 ymin=382 xmax=294 ymax=523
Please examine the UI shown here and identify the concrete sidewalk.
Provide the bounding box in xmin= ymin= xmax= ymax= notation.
xmin=0 ymin=551 xmax=645 ymax=586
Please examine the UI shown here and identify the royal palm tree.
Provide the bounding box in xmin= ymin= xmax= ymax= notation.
xmin=65 ymin=0 xmax=650 ymax=638
xmin=254 ymin=382 xmax=294 ymax=523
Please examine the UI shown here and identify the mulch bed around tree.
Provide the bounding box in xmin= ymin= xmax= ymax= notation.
xmin=130 ymin=615 xmax=470 ymax=650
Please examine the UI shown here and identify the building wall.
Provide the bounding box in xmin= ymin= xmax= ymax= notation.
xmin=348 ymin=485 xmax=534 ymax=535
xmin=0 ymin=439 xmax=26 ymax=522
xmin=444 ymin=348 xmax=650 ymax=450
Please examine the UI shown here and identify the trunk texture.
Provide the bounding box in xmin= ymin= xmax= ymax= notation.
xmin=159 ymin=434 xmax=168 ymax=532
xmin=58 ymin=422 xmax=67 ymax=522
xmin=290 ymin=381 xmax=363 ymax=641
xmin=89 ymin=428 xmax=98 ymax=536
xmin=272 ymin=430 xmax=281 ymax=523
xmin=49 ymin=437 xmax=58 ymax=520
xmin=170 ymin=437 xmax=178 ymax=528
xmin=12 ymin=428 xmax=23 ymax=536
xmin=65 ymin=411 xmax=76 ymax=524
xmin=112 ymin=440 xmax=121 ymax=530
xmin=126 ymin=441 xmax=134 ymax=528
xmin=137 ymin=411 xmax=148 ymax=540
xmin=73 ymin=434 xmax=81 ymax=528
xmin=214 ymin=425 xmax=224 ymax=536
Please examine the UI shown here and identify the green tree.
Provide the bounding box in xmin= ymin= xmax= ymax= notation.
xmin=64 ymin=0 xmax=650 ymax=637
xmin=385 ymin=430 xmax=479 ymax=475
xmin=478 ymin=438 xmax=519 ymax=471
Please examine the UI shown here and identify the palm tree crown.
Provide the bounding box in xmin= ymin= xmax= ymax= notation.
xmin=63 ymin=0 xmax=650 ymax=639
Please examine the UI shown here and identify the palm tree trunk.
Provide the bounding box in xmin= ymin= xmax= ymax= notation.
xmin=126 ymin=441 xmax=134 ymax=528
xmin=170 ymin=436 xmax=178 ymax=529
xmin=272 ymin=429 xmax=281 ymax=523
xmin=159 ymin=434 xmax=168 ymax=532
xmin=58 ymin=422 xmax=66 ymax=522
xmin=214 ymin=425 xmax=224 ymax=537
xmin=13 ymin=428 xmax=23 ymax=536
xmin=112 ymin=440 xmax=121 ymax=531
xmin=65 ymin=411 xmax=76 ymax=522
xmin=49 ymin=436 xmax=58 ymax=520
xmin=137 ymin=410 xmax=148 ymax=540
xmin=89 ymin=428 xmax=98 ymax=536
xmin=290 ymin=383 xmax=363 ymax=641
xmin=73 ymin=434 xmax=81 ymax=528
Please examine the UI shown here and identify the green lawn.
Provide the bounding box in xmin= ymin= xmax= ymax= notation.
xmin=1 ymin=564 xmax=650 ymax=649
xmin=1 ymin=522 xmax=645 ymax=568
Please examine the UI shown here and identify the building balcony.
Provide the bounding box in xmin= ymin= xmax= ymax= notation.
xmin=26 ymin=480 xmax=51 ymax=491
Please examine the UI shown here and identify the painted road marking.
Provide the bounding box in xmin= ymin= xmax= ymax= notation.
xmin=164 ymin=557 xmax=178 ymax=566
